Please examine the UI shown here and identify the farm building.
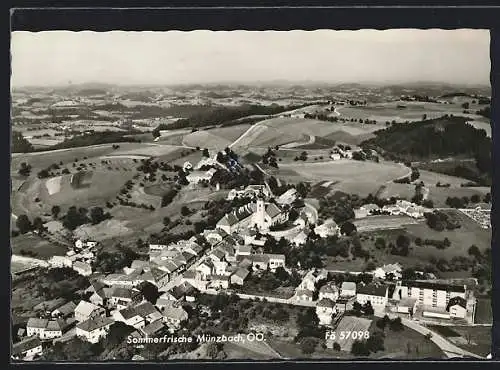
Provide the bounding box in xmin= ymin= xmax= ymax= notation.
xmin=316 ymin=298 xmax=337 ymax=326
xmin=373 ymin=263 xmax=402 ymax=280
xmin=314 ymin=219 xmax=340 ymax=238
xmin=356 ymin=284 xmax=389 ymax=311
xmin=76 ymin=317 xmax=114 ymax=344
xmin=186 ymin=168 xmax=217 ymax=184
xmin=340 ymin=282 xmax=357 ymax=297
xmin=319 ymin=283 xmax=340 ymax=301
xmin=395 ymin=297 xmax=418 ymax=315
xmin=11 ymin=336 xmax=43 ymax=360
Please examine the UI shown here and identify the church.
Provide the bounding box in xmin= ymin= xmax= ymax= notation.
xmin=216 ymin=196 xmax=288 ymax=234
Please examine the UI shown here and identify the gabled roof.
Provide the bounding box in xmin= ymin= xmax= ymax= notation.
xmin=27 ymin=318 xmax=48 ymax=329
xmin=357 ymin=284 xmax=388 ymax=297
xmin=76 ymin=316 xmax=114 ymax=332
xmin=232 ymin=268 xmax=249 ymax=280
xmin=341 ymin=282 xmax=357 ymax=291
xmin=320 ymin=284 xmax=339 ymax=294
xmin=119 ymin=306 xmax=142 ymax=320
xmin=266 ymin=203 xmax=282 ymax=219
xmin=296 ymin=289 xmax=314 ymax=297
xmin=402 ymin=280 xmax=466 ymax=293
xmin=46 ymin=318 xmax=68 ymax=331
xmin=134 ymin=302 xmax=159 ymax=317
xmin=52 ymin=301 xmax=77 ymax=316
xmin=75 ymin=301 xmax=101 ymax=317
xmin=211 ymin=248 xmax=226 ymax=260
xmin=161 ymin=301 xmax=189 ymax=321
xmin=111 ymin=287 xmax=134 ymax=299
xmin=89 ymin=280 xmax=105 ymax=292
xmin=317 ymin=298 xmax=336 ymax=308
xmin=447 ymin=296 xmax=467 ymax=310
xmin=33 ymin=298 xmax=66 ymax=312
xmin=131 ymin=260 xmax=150 ymax=270
xmin=12 ymin=336 xmax=42 ymax=356
xmin=218 ymin=213 xmax=239 ymax=227
xmin=141 ymin=320 xmax=165 ymax=336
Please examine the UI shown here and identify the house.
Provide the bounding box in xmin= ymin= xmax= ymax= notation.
xmin=446 ymin=296 xmax=467 ymax=319
xmin=230 ymin=268 xmax=250 ymax=286
xmin=252 ymin=199 xmax=288 ymax=231
xmin=74 ymin=301 xmax=106 ymax=322
xmin=186 ymin=168 xmax=217 ymax=184
xmin=51 ymin=301 xmax=77 ymax=319
xmin=268 ymin=254 xmax=286 ymax=271
xmin=340 ymin=282 xmax=357 ymax=297
xmin=112 ymin=307 xmax=145 ymax=329
xmin=291 ymin=230 xmax=308 ymax=246
xmin=314 ymin=219 xmax=340 ymax=238
xmin=101 ymin=273 xmax=137 ymax=287
xmin=295 ymin=289 xmax=314 ymax=302
xmin=73 ymin=261 xmax=92 ymax=276
xmin=196 ymin=260 xmax=214 ymax=280
xmin=183 ymin=161 xmax=193 ymax=171
xmin=139 ymin=320 xmax=165 ymax=338
xmin=382 ymin=204 xmax=401 ymax=215
xmin=149 ymin=244 xmax=168 ymax=253
xmin=354 ymin=203 xmax=380 ymax=219
xmin=209 ymin=248 xmax=226 ymax=263
xmin=76 ymin=317 xmax=114 ymax=344
xmin=48 ymin=255 xmax=73 ymax=269
xmin=26 ymin=318 xmax=69 ymax=340
xmin=131 ymin=260 xmax=151 ymax=271
xmin=319 ymin=283 xmax=339 ymax=301
xmin=330 ymin=153 xmax=341 ymax=161
xmin=208 ymin=275 xmax=230 ymax=289
xmin=89 ymin=290 xmax=107 ymax=307
xmin=396 ymin=298 xmax=418 ymax=315
xmin=394 ymin=281 xmax=466 ymax=309
xmin=159 ymin=301 xmax=189 ymax=329
xmin=134 ymin=301 xmax=163 ymax=324
xmin=356 ymin=284 xmax=389 ymax=311
xmin=248 ymin=254 xmax=270 ymax=270
xmin=235 ymin=245 xmax=252 ymax=257
xmin=299 ymin=270 xmax=320 ymax=291
xmin=316 ymin=298 xmax=337 ymax=326
xmin=216 ymin=203 xmax=256 ymax=234
xmin=276 ymin=188 xmax=297 ymax=205
xmin=33 ymin=298 xmax=66 ymax=314
xmin=11 ymin=336 xmax=43 ymax=360
xmin=109 ymin=287 xmax=143 ymax=310
xmin=227 ymin=184 xmax=271 ymax=200
xmin=373 ymin=263 xmax=403 ymax=281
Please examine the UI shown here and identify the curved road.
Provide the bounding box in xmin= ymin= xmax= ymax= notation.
xmin=374 ymin=312 xmax=482 ymax=359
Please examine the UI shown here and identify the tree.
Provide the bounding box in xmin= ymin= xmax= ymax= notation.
xmin=32 ymin=217 xmax=45 ymax=233
xmin=462 ymin=102 xmax=470 ymax=110
xmin=362 ymin=301 xmax=374 ymax=316
xmin=389 ymin=317 xmax=404 ymax=332
xmin=138 ymin=281 xmax=161 ymax=304
xmin=300 ymin=337 xmax=318 ymax=354
xmin=340 ymin=221 xmax=357 ymax=236
xmin=181 ymin=206 xmax=191 ymax=217
xmin=375 ymin=237 xmax=386 ymax=249
xmin=18 ymin=162 xmax=32 ymax=176
xmin=90 ymin=207 xmax=106 ymax=225
xmin=202 ymin=148 xmax=210 ymax=158
xmin=205 ymin=342 xmax=219 ymax=359
xmin=16 ymin=214 xmax=32 ymax=234
xmin=468 ymin=245 xmax=481 ymax=259
xmin=333 ymin=342 xmax=341 ymax=351
xmin=163 ymin=216 xmax=171 ymax=226
xmin=51 ymin=205 xmax=61 ymax=219
xmin=351 ymin=340 xmax=370 ymax=356
xmin=366 ymin=331 xmax=385 ymax=353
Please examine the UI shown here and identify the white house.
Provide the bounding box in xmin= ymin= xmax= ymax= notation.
xmin=159 ymin=301 xmax=189 ymax=329
xmin=396 ymin=298 xmax=418 ymax=315
xmin=112 ymin=307 xmax=145 ymax=329
xmin=196 ymin=260 xmax=214 ymax=280
xmin=447 ymin=296 xmax=467 ymax=319
xmin=26 ymin=318 xmax=68 ymax=340
xmin=373 ymin=263 xmax=403 ymax=281
xmin=268 ymin=254 xmax=286 ymax=271
xmin=186 ymin=168 xmax=217 ymax=184
xmin=340 ymin=282 xmax=357 ymax=297
xmin=295 ymin=289 xmax=314 ymax=302
xmin=109 ymin=287 xmax=143 ymax=311
xmin=73 ymin=261 xmax=92 ymax=276
xmin=319 ymin=283 xmax=339 ymax=301
xmin=48 ymin=255 xmax=73 ymax=269
xmin=330 ymin=153 xmax=341 ymax=161
xmin=314 ymin=219 xmax=340 ymax=238
xmin=276 ymin=188 xmax=297 ymax=205
xmin=354 ymin=204 xmax=380 ymax=219
xmin=230 ymin=268 xmax=250 ymax=286
xmin=316 ymin=298 xmax=337 ymax=326
xmin=12 ymin=336 xmax=43 ymax=360
xmin=51 ymin=301 xmax=77 ymax=319
xmin=76 ymin=317 xmax=114 ymax=344
xmin=74 ymin=301 xmax=106 ymax=323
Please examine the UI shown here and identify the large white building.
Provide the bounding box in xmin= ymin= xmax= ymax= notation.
xmin=76 ymin=317 xmax=114 ymax=344
xmin=356 ymin=284 xmax=389 ymax=311
xmin=393 ymin=281 xmax=466 ymax=309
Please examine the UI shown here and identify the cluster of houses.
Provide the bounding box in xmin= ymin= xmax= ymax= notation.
xmin=290 ymin=266 xmax=474 ymax=329
xmin=47 ymin=240 xmax=98 ymax=276
xmin=460 ymin=206 xmax=491 ymax=229
xmin=354 ymin=200 xmax=428 ymax=219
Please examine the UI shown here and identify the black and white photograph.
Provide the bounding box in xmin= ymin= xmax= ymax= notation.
xmin=10 ymin=29 xmax=493 ymax=361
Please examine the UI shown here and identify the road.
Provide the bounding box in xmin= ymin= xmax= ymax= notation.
xmin=375 ymin=312 xmax=483 ymax=359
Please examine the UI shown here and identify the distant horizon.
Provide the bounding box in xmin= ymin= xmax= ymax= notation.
xmin=11 ymin=29 xmax=490 ymax=88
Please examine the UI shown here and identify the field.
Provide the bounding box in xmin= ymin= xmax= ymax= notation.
xmin=368 ymin=323 xmax=445 ymax=359
xmin=417 ymin=170 xmax=473 ymax=187
xmin=111 ymin=143 xmax=184 ymax=157
xmin=11 ymin=233 xmax=67 ymax=259
xmin=404 ymin=210 xmax=491 ymax=259
xmin=334 ymin=315 xmax=373 ymax=352
xmin=336 ymin=101 xmax=485 ymax=125
xmin=354 ymin=215 xmax=421 ymax=232
xmin=474 ymin=298 xmax=493 ymax=324
xmin=428 ymin=325 xmax=491 ymax=357
xmin=73 ymin=219 xmax=133 ymax=241
xmin=275 ymin=160 xmax=409 ymax=197
xmin=377 ymin=183 xmax=418 ymax=199
xmin=428 ymin=187 xmax=490 ymax=208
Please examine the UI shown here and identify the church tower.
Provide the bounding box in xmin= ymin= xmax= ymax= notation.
xmin=254 ymin=195 xmax=266 ymax=230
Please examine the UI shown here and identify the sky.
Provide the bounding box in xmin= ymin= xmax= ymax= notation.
xmin=10 ymin=29 xmax=491 ymax=87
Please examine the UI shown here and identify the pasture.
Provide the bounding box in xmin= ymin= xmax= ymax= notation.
xmin=474 ymin=298 xmax=493 ymax=325
xmin=417 ymin=170 xmax=471 ymax=187
xmin=11 ymin=233 xmax=67 ymax=259
xmin=111 ymin=143 xmax=183 ymax=157
xmin=354 ymin=215 xmax=421 ymax=232
xmin=335 ymin=315 xmax=373 ymax=352
xmin=182 ymin=130 xmax=233 ymax=151
xmin=428 ymin=325 xmax=491 ymax=357
xmin=276 ymin=160 xmax=408 ymax=197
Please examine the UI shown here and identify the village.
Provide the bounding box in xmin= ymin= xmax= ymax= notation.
xmin=13 ymin=176 xmax=480 ymax=360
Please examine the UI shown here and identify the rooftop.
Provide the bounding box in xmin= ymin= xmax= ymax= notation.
xmin=12 ymin=336 xmax=42 ymax=356
xmin=403 ymin=280 xmax=466 ymax=293
xmin=76 ymin=316 xmax=114 ymax=332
